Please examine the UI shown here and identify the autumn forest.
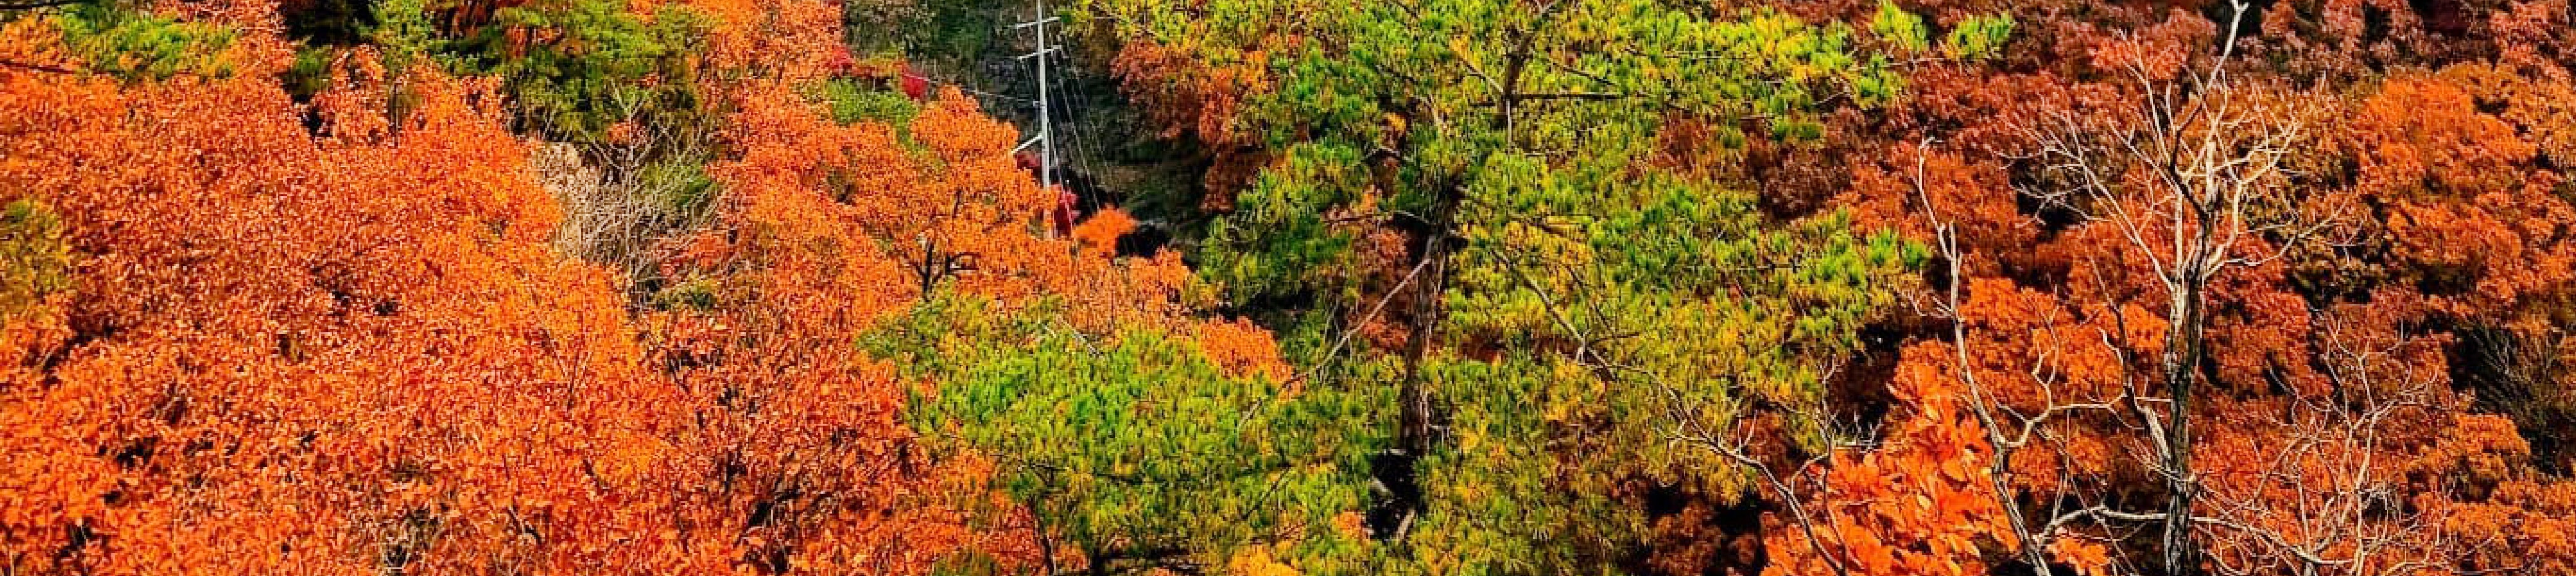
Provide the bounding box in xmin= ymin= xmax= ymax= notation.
xmin=2 ymin=0 xmax=2574 ymax=574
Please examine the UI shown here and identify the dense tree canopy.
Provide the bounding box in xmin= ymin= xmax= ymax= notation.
xmin=5 ymin=0 xmax=2576 ymax=575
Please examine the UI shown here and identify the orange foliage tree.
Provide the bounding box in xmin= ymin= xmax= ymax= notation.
xmin=1789 ymin=2 xmax=2576 ymax=576
xmin=0 ymin=34 xmax=728 ymax=572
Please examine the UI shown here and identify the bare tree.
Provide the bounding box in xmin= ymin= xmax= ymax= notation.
xmin=2187 ymin=310 xmax=2463 ymax=576
xmin=535 ymin=93 xmax=720 ymax=294
xmin=1906 ymin=135 xmax=2125 ymax=574
xmin=1799 ymin=2 xmax=2407 ymax=574
xmin=2010 ymin=3 xmax=2334 ymax=572
xmin=1916 ymin=27 xmax=2502 ymax=569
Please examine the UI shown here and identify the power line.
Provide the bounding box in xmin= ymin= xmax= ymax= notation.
xmin=898 ymin=73 xmax=1035 ymax=105
xmin=1072 ymin=94 xmax=1112 ymax=208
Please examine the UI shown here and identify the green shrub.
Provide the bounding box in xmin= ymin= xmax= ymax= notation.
xmin=52 ymin=2 xmax=239 ymax=80
xmin=368 ymin=0 xmax=713 ymax=143
xmin=803 ymin=77 xmax=920 ymax=126
xmin=638 ymin=157 xmax=719 ymax=217
xmin=863 ymin=295 xmax=1385 ymax=575
xmin=281 ymin=45 xmax=335 ymax=100
xmin=650 ymin=276 xmax=720 ymax=311
xmin=0 ymin=200 xmax=72 ymax=320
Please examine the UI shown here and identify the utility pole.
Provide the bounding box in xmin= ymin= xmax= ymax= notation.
xmin=1014 ymin=0 xmax=1060 ymax=192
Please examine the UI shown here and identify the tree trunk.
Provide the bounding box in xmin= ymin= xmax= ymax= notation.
xmin=1398 ymin=198 xmax=1452 ymax=462
xmin=2159 ymin=277 xmax=2204 ymax=576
